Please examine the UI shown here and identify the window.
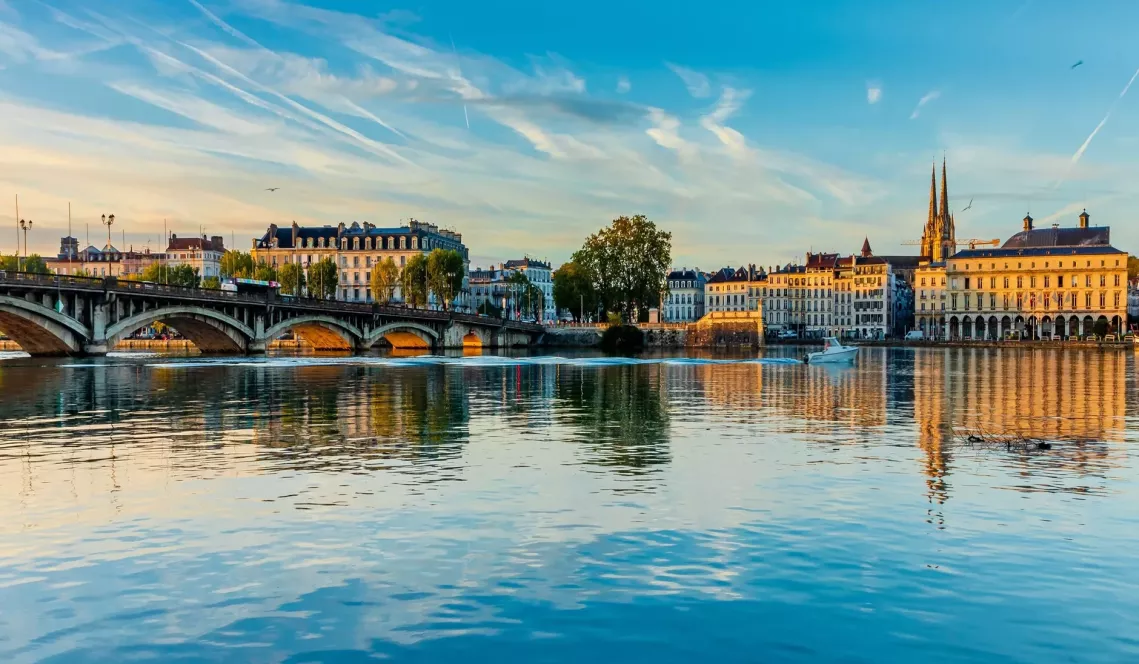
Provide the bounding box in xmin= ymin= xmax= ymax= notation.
xmin=1003 ymin=277 xmax=1009 ymax=289
xmin=990 ymin=277 xmax=996 ymax=289
xmin=1114 ymin=292 xmax=1121 ymax=308
xmin=1030 ymin=276 xmax=1037 ymax=288
xmin=1114 ymin=274 xmax=1121 ymax=287
xmin=1086 ymin=275 xmax=1092 ymax=287
xmin=1100 ymin=292 xmax=1106 ymax=308
xmin=1100 ymin=275 xmax=1106 ymax=287
xmin=1086 ymin=292 xmax=1092 ymax=308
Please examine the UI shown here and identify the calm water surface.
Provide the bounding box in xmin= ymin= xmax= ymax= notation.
xmin=1 ymin=347 xmax=1138 ymax=663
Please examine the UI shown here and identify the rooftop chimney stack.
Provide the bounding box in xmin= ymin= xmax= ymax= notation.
xmin=1079 ymin=209 xmax=1090 ymax=229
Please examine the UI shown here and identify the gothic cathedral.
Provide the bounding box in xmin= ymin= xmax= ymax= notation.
xmin=919 ymin=159 xmax=956 ymax=262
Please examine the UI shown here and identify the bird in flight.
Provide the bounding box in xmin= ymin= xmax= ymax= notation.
xmin=1071 ymin=60 xmax=1083 ymax=69
xmin=265 ymin=187 xmax=279 ymax=192
xmin=961 ymin=198 xmax=973 ymax=212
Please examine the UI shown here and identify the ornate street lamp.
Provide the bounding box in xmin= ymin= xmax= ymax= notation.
xmin=101 ymin=214 xmax=115 ymax=250
xmin=18 ymin=218 xmax=32 ymax=271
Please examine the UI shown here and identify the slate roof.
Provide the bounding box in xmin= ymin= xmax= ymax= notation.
xmin=1001 ymin=225 xmax=1111 ymax=249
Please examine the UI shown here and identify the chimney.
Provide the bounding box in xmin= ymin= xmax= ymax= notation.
xmin=1079 ymin=209 xmax=1090 ymax=229
xmin=211 ymin=235 xmax=224 ymax=251
xmin=1023 ymin=214 xmax=1033 ymax=232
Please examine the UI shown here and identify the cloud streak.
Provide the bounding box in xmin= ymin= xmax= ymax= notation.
xmin=666 ymin=63 xmax=711 ymax=98
xmin=1062 ymin=66 xmax=1139 ymax=179
xmin=909 ymin=90 xmax=939 ymax=119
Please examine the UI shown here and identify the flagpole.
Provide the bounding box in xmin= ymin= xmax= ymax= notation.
xmin=68 ymin=202 xmax=72 ymax=274
xmin=14 ymin=194 xmax=19 ymax=270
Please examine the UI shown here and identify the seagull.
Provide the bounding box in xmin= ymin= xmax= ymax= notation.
xmin=1071 ymin=60 xmax=1083 ymax=69
xmin=265 ymin=187 xmax=279 ymax=192
xmin=961 ymin=197 xmax=973 ymax=212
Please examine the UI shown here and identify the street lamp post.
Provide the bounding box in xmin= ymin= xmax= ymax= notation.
xmin=101 ymin=214 xmax=115 ymax=250
xmin=18 ymin=219 xmax=32 ymax=271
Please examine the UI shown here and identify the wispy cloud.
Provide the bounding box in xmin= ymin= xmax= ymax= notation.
xmin=866 ymin=81 xmax=881 ymax=104
xmin=666 ymin=63 xmax=711 ymax=98
xmin=909 ymin=90 xmax=940 ymax=119
xmin=616 ymin=76 xmax=630 ymax=94
xmin=700 ymin=87 xmax=751 ymax=157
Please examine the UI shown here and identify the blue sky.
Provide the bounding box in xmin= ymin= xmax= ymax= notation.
xmin=1 ymin=0 xmax=1138 ymax=268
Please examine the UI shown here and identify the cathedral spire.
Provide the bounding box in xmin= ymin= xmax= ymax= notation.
xmin=939 ymin=157 xmax=950 ymax=237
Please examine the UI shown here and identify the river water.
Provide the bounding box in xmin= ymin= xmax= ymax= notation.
xmin=1 ymin=347 xmax=1137 ymax=663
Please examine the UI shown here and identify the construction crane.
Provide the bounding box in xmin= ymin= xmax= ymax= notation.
xmin=900 ymin=238 xmax=1000 ymax=250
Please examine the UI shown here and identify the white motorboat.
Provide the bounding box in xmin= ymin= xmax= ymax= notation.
xmin=805 ymin=337 xmax=858 ymax=364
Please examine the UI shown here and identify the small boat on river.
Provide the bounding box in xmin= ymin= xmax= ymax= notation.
xmin=805 ymin=337 xmax=858 ymax=364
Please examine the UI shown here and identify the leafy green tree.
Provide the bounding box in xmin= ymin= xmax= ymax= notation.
xmin=553 ymin=260 xmax=599 ymax=322
xmin=306 ymin=258 xmax=338 ymax=299
xmin=220 ymin=250 xmax=254 ymax=278
xmin=278 ymin=262 xmax=305 ymax=296
xmin=253 ymin=261 xmax=277 ymax=282
xmin=0 ymin=254 xmax=15 ymax=271
xmin=571 ymin=214 xmax=671 ymax=322
xmin=201 ymin=276 xmax=221 ymax=290
xmin=140 ymin=263 xmax=199 ymax=288
xmin=370 ymin=256 xmax=400 ymax=303
xmin=21 ymin=254 xmax=49 ymax=274
xmin=426 ymin=248 xmax=465 ymax=311
xmin=401 ymin=254 xmax=429 ymax=308
xmin=1128 ymin=255 xmax=1139 ymax=281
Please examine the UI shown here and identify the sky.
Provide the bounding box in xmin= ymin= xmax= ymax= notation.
xmin=1 ymin=0 xmax=1138 ymax=269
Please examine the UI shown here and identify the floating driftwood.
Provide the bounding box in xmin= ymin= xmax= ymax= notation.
xmin=955 ymin=427 xmax=1054 ymax=453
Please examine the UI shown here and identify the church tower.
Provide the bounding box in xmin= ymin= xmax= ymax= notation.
xmin=919 ymin=158 xmax=957 ymax=262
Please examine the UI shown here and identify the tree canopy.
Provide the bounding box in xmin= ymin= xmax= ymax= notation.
xmin=306 ymin=258 xmax=337 ymax=299
xmin=371 ymin=257 xmax=400 ymax=304
xmin=553 ymin=261 xmax=599 ymax=322
xmin=140 ymin=262 xmax=199 ymax=288
xmin=1128 ymin=255 xmax=1139 ymax=281
xmin=220 ymin=250 xmax=254 ymax=279
xmin=278 ymin=263 xmax=305 ymax=295
xmin=571 ymin=214 xmax=671 ymax=321
xmin=0 ymin=254 xmax=49 ymax=274
xmin=426 ymin=249 xmax=465 ymax=311
xmin=253 ymin=261 xmax=277 ymax=283
xmin=401 ymin=254 xmax=429 ymax=308
xmin=201 ymin=276 xmax=221 ymax=290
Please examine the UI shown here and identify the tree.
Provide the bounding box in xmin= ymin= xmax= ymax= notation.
xmin=553 ymin=260 xmax=599 ymax=322
xmin=402 ymin=254 xmax=429 ymax=308
xmin=1128 ymin=255 xmax=1139 ymax=281
xmin=571 ymin=214 xmax=671 ymax=321
xmin=21 ymin=254 xmax=49 ymax=274
xmin=279 ymin=262 xmax=305 ymax=296
xmin=201 ymin=276 xmax=221 ymax=290
xmin=138 ymin=262 xmax=198 ymax=287
xmin=306 ymin=258 xmax=337 ymax=299
xmin=427 ymin=248 xmax=465 ymax=311
xmin=220 ymin=250 xmax=254 ymax=279
xmin=253 ymin=261 xmax=277 ymax=282
xmin=370 ymin=256 xmax=400 ymax=304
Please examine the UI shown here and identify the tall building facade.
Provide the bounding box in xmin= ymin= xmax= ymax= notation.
xmin=664 ymin=268 xmax=707 ymax=322
xmin=252 ymin=220 xmax=469 ymax=308
xmin=504 ymin=258 xmax=555 ymax=322
xmin=937 ymin=210 xmax=1128 ymax=339
xmin=166 ymin=234 xmax=225 ymax=279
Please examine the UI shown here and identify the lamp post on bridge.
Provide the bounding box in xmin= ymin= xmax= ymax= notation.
xmin=101 ymin=214 xmax=115 ymax=250
xmin=18 ymin=219 xmax=32 ymax=271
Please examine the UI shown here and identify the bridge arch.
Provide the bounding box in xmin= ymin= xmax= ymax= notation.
xmin=262 ymin=316 xmax=362 ymax=351
xmin=104 ymin=306 xmax=255 ymax=354
xmin=364 ymin=322 xmax=440 ymax=350
xmin=0 ymin=295 xmax=90 ymax=355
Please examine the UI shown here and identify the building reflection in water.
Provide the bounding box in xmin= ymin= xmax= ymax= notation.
xmin=0 ymin=349 xmax=1131 ymax=512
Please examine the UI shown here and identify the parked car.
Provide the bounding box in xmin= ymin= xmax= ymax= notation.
xmin=904 ymin=330 xmax=924 ymax=340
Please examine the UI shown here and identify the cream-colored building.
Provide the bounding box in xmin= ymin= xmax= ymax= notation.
xmin=46 ymin=236 xmax=162 ymax=278
xmin=251 ymin=219 xmax=470 ymax=308
xmin=166 ymin=234 xmax=225 ymax=279
xmin=934 ymin=210 xmax=1127 ymax=340
xmin=705 ymin=266 xmax=764 ymax=314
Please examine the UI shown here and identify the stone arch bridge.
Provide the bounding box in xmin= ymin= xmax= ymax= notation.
xmin=0 ymin=272 xmax=542 ymax=356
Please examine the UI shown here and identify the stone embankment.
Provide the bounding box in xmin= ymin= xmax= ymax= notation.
xmin=0 ymin=339 xmax=319 ymax=352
